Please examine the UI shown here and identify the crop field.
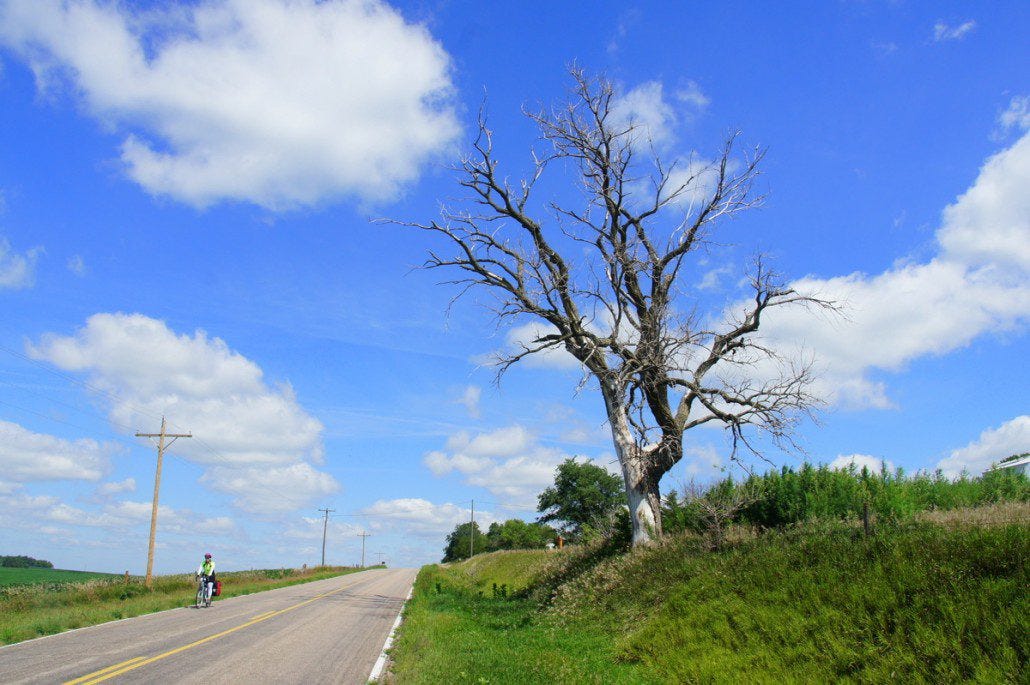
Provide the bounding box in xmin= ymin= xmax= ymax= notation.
xmin=0 ymin=568 xmax=121 ymax=588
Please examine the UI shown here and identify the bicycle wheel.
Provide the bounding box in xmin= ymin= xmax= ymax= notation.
xmin=196 ymin=584 xmax=205 ymax=608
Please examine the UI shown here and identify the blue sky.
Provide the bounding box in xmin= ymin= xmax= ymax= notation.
xmin=0 ymin=0 xmax=1026 ymax=572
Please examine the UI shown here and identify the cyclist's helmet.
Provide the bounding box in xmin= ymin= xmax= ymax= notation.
xmin=205 ymin=553 xmax=212 ymax=559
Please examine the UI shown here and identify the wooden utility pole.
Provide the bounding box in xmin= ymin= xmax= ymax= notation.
xmin=318 ymin=507 xmax=335 ymax=567
xmin=136 ymin=417 xmax=191 ymax=587
xmin=358 ymin=532 xmax=371 ymax=568
xmin=469 ymin=499 xmax=475 ymax=560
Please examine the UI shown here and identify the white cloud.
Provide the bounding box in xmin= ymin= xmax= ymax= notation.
xmin=208 ymin=463 xmax=339 ymax=514
xmin=829 ymin=454 xmax=894 ymax=473
xmin=423 ymin=425 xmax=583 ymax=504
xmin=0 ymin=420 xmax=114 ymax=481
xmin=699 ymin=265 xmax=733 ymax=291
xmin=610 ymin=81 xmax=677 ymax=147
xmin=28 ymin=312 xmax=338 ymax=513
xmin=997 ymin=95 xmax=1030 ymax=136
xmin=675 ymin=81 xmax=710 ymax=111
xmin=0 ymin=0 xmax=459 ymax=209
xmin=933 ymin=20 xmax=976 ymax=42
xmin=936 ymin=416 xmax=1029 ymax=478
xmin=67 ymin=254 xmax=87 ymax=276
xmin=0 ymin=489 xmax=235 ymax=535
xmin=476 ymin=321 xmax=583 ymax=371
xmin=457 ymin=385 xmax=481 ymax=419
xmin=96 ymin=477 xmax=136 ymax=496
xmin=0 ymin=237 xmax=41 ymax=289
xmin=681 ymin=443 xmax=725 ymax=478
xmin=359 ymin=498 xmax=486 ymax=538
xmin=758 ymin=131 xmax=1030 ymax=408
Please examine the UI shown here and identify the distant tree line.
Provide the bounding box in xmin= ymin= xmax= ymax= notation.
xmin=442 ymin=519 xmax=557 ymax=563
xmin=1 ymin=555 xmax=54 ymax=568
xmin=442 ymin=458 xmax=625 ymax=562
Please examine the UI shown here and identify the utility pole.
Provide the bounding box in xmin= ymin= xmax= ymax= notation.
xmin=358 ymin=532 xmax=371 ymax=568
xmin=136 ymin=417 xmax=191 ymax=588
xmin=469 ymin=499 xmax=475 ymax=560
xmin=318 ymin=507 xmax=335 ymax=567
xmin=374 ymin=552 xmax=385 ymax=566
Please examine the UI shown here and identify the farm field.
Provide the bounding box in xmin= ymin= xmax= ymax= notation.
xmin=0 ymin=568 xmax=121 ymax=588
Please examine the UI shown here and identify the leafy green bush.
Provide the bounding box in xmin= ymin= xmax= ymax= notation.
xmin=663 ymin=462 xmax=1030 ymax=535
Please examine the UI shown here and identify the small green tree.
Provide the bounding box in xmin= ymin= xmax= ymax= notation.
xmin=537 ymin=458 xmax=624 ymax=541
xmin=442 ymin=521 xmax=488 ymax=562
xmin=486 ymin=519 xmax=556 ymax=551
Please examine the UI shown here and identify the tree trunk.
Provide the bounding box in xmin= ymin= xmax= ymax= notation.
xmin=602 ymin=382 xmax=663 ymax=546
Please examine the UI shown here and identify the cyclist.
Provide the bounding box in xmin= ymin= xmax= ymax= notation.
xmin=196 ymin=553 xmax=217 ymax=605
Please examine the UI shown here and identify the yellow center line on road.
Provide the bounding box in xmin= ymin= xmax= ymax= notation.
xmin=249 ymin=610 xmax=276 ymax=621
xmin=64 ymin=657 xmax=144 ymax=684
xmin=64 ymin=585 xmax=350 ymax=685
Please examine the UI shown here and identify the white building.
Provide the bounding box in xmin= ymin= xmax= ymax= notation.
xmin=988 ymin=454 xmax=1030 ymax=476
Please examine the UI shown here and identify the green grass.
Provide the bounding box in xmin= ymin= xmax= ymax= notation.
xmin=0 ymin=568 xmax=121 ymax=587
xmin=0 ymin=566 xmax=369 ymax=645
xmin=391 ymin=555 xmax=648 ymax=684
xmin=390 ymin=505 xmax=1029 ymax=683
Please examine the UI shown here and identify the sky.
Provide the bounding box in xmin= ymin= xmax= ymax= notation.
xmin=0 ymin=0 xmax=1026 ymax=573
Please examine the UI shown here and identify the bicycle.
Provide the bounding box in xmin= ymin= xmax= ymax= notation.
xmin=195 ymin=574 xmax=213 ymax=608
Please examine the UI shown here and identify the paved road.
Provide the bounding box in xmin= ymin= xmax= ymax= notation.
xmin=0 ymin=568 xmax=417 ymax=685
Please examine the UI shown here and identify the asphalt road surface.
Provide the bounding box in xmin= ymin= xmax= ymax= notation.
xmin=0 ymin=568 xmax=417 ymax=685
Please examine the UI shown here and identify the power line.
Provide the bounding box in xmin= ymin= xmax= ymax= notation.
xmin=0 ymin=344 xmax=243 ymax=469
xmin=0 ymin=343 xmax=165 ymax=424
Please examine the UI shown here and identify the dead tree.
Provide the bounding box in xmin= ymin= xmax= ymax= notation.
xmin=397 ymin=70 xmax=835 ymax=546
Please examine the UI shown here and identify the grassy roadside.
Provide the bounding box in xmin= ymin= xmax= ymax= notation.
xmin=389 ymin=504 xmax=1028 ymax=683
xmin=0 ymin=566 xmax=369 ymax=645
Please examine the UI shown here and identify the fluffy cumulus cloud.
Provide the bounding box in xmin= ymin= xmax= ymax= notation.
xmin=757 ymin=130 xmax=1030 ymax=408
xmin=0 ymin=488 xmax=234 ymax=536
xmin=0 ymin=419 xmax=114 ymax=481
xmin=28 ymin=312 xmax=338 ymax=513
xmin=0 ymin=237 xmax=42 ymax=289
xmin=936 ymin=416 xmax=1029 ymax=478
xmin=424 ymin=425 xmax=577 ymax=504
xmin=0 ymin=0 xmax=459 ymax=209
xmin=610 ymin=81 xmax=678 ymax=147
xmin=359 ymin=498 xmax=487 ymax=538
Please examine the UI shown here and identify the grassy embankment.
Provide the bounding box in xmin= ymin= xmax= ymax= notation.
xmin=390 ymin=504 xmax=1029 ymax=683
xmin=0 ymin=566 xmax=366 ymax=645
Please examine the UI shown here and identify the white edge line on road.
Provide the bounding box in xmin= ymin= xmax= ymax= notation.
xmin=368 ymin=584 xmax=415 ymax=682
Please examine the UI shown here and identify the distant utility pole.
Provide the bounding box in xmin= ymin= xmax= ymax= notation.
xmin=136 ymin=417 xmax=191 ymax=588
xmin=358 ymin=532 xmax=371 ymax=568
xmin=375 ymin=552 xmax=385 ymax=566
xmin=318 ymin=507 xmax=335 ymax=567
xmin=469 ymin=499 xmax=475 ymax=560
